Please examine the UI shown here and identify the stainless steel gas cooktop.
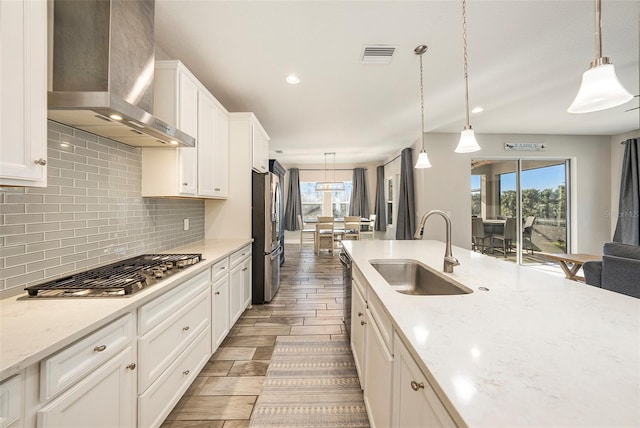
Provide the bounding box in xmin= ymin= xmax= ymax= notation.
xmin=25 ymin=254 xmax=202 ymax=298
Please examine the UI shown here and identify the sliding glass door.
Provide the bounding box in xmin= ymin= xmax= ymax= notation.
xmin=471 ymin=159 xmax=569 ymax=264
xmin=520 ymin=160 xmax=569 ymax=263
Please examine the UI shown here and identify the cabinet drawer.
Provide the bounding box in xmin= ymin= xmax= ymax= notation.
xmin=40 ymin=314 xmax=134 ymax=401
xmin=367 ymin=291 xmax=393 ymax=352
xmin=138 ymin=327 xmax=211 ymax=428
xmin=211 ymin=258 xmax=230 ymax=281
xmin=138 ymin=270 xmax=210 ymax=334
xmin=0 ymin=374 xmax=22 ymax=428
xmin=230 ymin=245 xmax=251 ymax=268
xmin=138 ymin=287 xmax=211 ymax=392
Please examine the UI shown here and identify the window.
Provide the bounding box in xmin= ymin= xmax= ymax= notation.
xmin=300 ymin=181 xmax=352 ymax=219
xmin=332 ymin=182 xmax=352 ymax=218
xmin=499 ymin=172 xmax=516 ymax=218
xmin=300 ymin=182 xmax=323 ymax=220
xmin=471 ymin=175 xmax=481 ymax=217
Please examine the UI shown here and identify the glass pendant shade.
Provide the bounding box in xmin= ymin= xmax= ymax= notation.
xmin=455 ymin=127 xmax=481 ymax=153
xmin=414 ymin=150 xmax=432 ymax=169
xmin=567 ymin=62 xmax=633 ymax=113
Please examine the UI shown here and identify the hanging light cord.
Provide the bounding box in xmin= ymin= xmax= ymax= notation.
xmin=462 ymin=0 xmax=471 ymax=129
xmin=419 ymin=50 xmax=425 ymax=151
xmin=594 ymin=0 xmax=602 ymax=60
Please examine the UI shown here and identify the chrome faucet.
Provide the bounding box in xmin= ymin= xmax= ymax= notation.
xmin=414 ymin=210 xmax=460 ymax=273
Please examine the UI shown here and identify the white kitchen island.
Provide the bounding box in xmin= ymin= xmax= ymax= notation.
xmin=342 ymin=239 xmax=640 ymax=427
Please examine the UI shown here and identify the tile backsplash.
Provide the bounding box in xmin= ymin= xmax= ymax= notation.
xmin=0 ymin=121 xmax=205 ymax=298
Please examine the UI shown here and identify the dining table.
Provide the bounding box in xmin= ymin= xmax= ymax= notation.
xmin=306 ymin=217 xmax=372 ymax=247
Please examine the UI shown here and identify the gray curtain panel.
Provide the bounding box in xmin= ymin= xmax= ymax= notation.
xmin=395 ymin=148 xmax=416 ymax=240
xmin=284 ymin=168 xmax=302 ymax=231
xmin=374 ymin=165 xmax=386 ymax=231
xmin=348 ymin=168 xmax=370 ymax=218
xmin=613 ymin=138 xmax=640 ymax=245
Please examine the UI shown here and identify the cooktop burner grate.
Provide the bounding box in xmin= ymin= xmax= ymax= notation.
xmin=25 ymin=254 xmax=202 ymax=297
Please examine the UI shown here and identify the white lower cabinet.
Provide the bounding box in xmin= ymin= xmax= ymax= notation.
xmin=37 ymin=346 xmax=136 ymax=428
xmin=137 ymin=271 xmax=212 ymax=428
xmin=0 ymin=374 xmax=23 ymax=428
xmin=212 ymin=274 xmax=230 ymax=352
xmin=351 ymin=267 xmax=457 ymax=428
xmin=392 ymin=335 xmax=456 ymax=428
xmin=229 ymin=246 xmax=252 ymax=325
xmin=363 ymin=309 xmax=393 ymax=428
xmin=350 ymin=283 xmax=367 ymax=386
xmin=138 ymin=328 xmax=210 ymax=428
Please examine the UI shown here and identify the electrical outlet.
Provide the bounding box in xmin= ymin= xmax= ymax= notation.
xmin=183 ymin=218 xmax=189 ymax=231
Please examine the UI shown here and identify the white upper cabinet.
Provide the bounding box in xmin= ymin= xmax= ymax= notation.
xmin=198 ymin=91 xmax=229 ymax=198
xmin=0 ymin=0 xmax=47 ymax=187
xmin=142 ymin=60 xmax=229 ymax=199
xmin=251 ymin=121 xmax=269 ymax=173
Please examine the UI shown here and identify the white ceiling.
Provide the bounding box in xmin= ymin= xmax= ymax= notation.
xmin=154 ymin=0 xmax=639 ymax=165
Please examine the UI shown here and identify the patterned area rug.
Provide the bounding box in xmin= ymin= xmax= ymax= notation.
xmin=250 ymin=337 xmax=370 ymax=428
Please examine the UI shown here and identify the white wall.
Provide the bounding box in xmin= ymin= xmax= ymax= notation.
xmin=411 ymin=133 xmax=613 ymax=254
xmin=609 ymin=130 xmax=640 ymax=235
xmin=204 ymin=115 xmax=253 ymax=239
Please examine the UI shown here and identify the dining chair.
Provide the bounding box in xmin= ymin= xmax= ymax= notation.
xmin=471 ymin=217 xmax=490 ymax=253
xmin=343 ymin=216 xmax=361 ymax=240
xmin=297 ymin=215 xmax=316 ymax=252
xmin=492 ymin=217 xmax=517 ymax=257
xmin=523 ymin=216 xmax=536 ymax=255
xmin=316 ymin=216 xmax=335 ymax=255
xmin=360 ymin=214 xmax=375 ymax=239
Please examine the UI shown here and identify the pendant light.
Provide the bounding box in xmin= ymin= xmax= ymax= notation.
xmin=567 ymin=0 xmax=633 ymax=113
xmin=455 ymin=0 xmax=481 ymax=154
xmin=315 ymin=152 xmax=345 ymax=191
xmin=414 ymin=45 xmax=432 ymax=169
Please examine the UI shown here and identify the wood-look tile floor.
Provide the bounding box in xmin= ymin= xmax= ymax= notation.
xmin=162 ymin=245 xmax=353 ymax=428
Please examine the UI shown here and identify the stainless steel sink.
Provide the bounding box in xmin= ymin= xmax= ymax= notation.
xmin=369 ymin=259 xmax=473 ymax=295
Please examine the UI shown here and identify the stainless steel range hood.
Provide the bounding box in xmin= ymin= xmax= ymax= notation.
xmin=48 ymin=0 xmax=195 ymax=148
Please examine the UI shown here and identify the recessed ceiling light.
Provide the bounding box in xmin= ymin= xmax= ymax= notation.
xmin=109 ymin=114 xmax=123 ymax=121
xmin=471 ymin=107 xmax=484 ymax=114
xmin=170 ymin=140 xmax=179 ymax=145
xmin=285 ymin=74 xmax=300 ymax=85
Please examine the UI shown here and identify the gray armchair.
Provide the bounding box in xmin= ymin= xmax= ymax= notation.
xmin=583 ymin=242 xmax=640 ymax=298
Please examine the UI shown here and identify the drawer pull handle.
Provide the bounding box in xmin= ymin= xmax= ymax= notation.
xmin=360 ymin=320 xmax=366 ymax=326
xmin=215 ymin=291 xmax=221 ymax=295
xmin=357 ymin=312 xmax=363 ymax=317
xmin=183 ymin=326 xmax=190 ymax=331
xmin=410 ymin=381 xmax=425 ymax=391
xmin=94 ymin=345 xmax=107 ymax=352
xmin=183 ymin=370 xmax=190 ymax=376
xmin=34 ymin=158 xmax=47 ymax=166
xmin=242 ymin=268 xmax=248 ymax=272
xmin=214 ymin=188 xmax=221 ymax=191
xmin=126 ymin=363 xmax=136 ymax=370
xmin=220 ymin=266 xmax=226 ymax=270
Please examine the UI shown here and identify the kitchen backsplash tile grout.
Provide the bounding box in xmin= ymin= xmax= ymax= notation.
xmin=0 ymin=121 xmax=205 ymax=299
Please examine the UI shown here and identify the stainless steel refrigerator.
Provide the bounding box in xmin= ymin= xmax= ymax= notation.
xmin=251 ymin=171 xmax=282 ymax=304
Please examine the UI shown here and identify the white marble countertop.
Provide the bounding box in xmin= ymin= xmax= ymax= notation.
xmin=342 ymin=240 xmax=640 ymax=427
xmin=0 ymin=239 xmax=251 ymax=381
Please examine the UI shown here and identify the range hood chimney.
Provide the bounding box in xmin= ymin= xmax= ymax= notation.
xmin=48 ymin=0 xmax=195 ymax=148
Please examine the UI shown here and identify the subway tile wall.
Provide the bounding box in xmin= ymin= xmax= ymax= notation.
xmin=0 ymin=121 xmax=205 ymax=298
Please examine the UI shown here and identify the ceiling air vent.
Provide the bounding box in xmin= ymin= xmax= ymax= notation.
xmin=361 ymin=45 xmax=397 ymax=64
